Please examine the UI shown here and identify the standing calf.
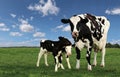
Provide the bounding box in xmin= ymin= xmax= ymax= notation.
xmin=36 ymin=36 xmax=72 ymax=72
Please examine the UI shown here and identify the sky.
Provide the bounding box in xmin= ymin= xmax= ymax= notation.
xmin=0 ymin=0 xmax=120 ymax=47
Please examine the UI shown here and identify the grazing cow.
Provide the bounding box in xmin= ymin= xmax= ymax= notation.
xmin=61 ymin=13 xmax=110 ymax=70
xmin=36 ymin=36 xmax=72 ymax=72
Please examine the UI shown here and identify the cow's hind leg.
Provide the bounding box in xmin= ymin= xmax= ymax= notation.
xmin=100 ymin=48 xmax=105 ymax=67
xmin=36 ymin=48 xmax=46 ymax=67
xmin=93 ymin=48 xmax=98 ymax=66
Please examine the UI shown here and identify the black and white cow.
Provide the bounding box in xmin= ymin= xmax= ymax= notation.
xmin=36 ymin=36 xmax=72 ymax=72
xmin=61 ymin=13 xmax=110 ymax=70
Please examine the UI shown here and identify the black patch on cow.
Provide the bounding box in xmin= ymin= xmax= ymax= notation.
xmin=98 ymin=18 xmax=101 ymax=21
xmin=79 ymin=17 xmax=88 ymax=24
xmin=73 ymin=17 xmax=93 ymax=43
xmin=86 ymin=14 xmax=103 ymax=41
xmin=102 ymin=19 xmax=105 ymax=25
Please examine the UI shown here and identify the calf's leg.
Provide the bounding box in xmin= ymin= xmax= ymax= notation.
xmin=44 ymin=53 xmax=49 ymax=66
xmin=66 ymin=55 xmax=71 ymax=69
xmin=36 ymin=48 xmax=46 ymax=67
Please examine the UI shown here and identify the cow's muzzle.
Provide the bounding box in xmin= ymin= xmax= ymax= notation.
xmin=72 ymin=32 xmax=79 ymax=38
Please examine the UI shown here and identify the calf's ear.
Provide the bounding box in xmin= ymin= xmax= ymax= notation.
xmin=61 ymin=19 xmax=70 ymax=24
xmin=58 ymin=36 xmax=64 ymax=40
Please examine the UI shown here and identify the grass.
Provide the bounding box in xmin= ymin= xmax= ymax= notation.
xmin=0 ymin=47 xmax=120 ymax=77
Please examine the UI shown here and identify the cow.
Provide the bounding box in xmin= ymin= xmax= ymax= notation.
xmin=61 ymin=13 xmax=110 ymax=71
xmin=36 ymin=36 xmax=72 ymax=72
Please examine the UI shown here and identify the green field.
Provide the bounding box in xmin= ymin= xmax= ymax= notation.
xmin=0 ymin=47 xmax=120 ymax=77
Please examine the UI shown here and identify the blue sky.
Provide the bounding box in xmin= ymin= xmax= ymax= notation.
xmin=0 ymin=0 xmax=120 ymax=47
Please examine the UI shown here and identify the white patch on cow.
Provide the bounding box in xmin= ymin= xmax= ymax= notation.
xmin=65 ymin=45 xmax=72 ymax=56
xmin=70 ymin=16 xmax=80 ymax=32
xmin=57 ymin=51 xmax=62 ymax=57
xmin=52 ymin=43 xmax=54 ymax=46
xmin=75 ymin=40 xmax=85 ymax=51
xmin=41 ymin=39 xmax=45 ymax=42
xmin=86 ymin=54 xmax=89 ymax=57
xmin=88 ymin=64 xmax=92 ymax=71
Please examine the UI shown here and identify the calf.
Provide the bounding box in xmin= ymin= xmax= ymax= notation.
xmin=36 ymin=36 xmax=72 ymax=72
xmin=61 ymin=13 xmax=110 ymax=70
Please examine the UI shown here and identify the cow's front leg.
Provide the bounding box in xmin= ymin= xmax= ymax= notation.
xmin=86 ymin=49 xmax=92 ymax=71
xmin=75 ymin=47 xmax=81 ymax=69
xmin=86 ymin=39 xmax=93 ymax=71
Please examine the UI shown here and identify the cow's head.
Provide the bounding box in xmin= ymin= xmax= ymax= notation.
xmin=59 ymin=36 xmax=72 ymax=56
xmin=61 ymin=15 xmax=88 ymax=38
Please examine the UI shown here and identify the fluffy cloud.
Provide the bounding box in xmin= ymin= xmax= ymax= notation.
xmin=10 ymin=13 xmax=16 ymax=18
xmin=28 ymin=0 xmax=59 ymax=16
xmin=10 ymin=32 xmax=23 ymax=36
xmin=19 ymin=19 xmax=34 ymax=32
xmin=62 ymin=25 xmax=70 ymax=32
xmin=110 ymin=39 xmax=120 ymax=45
xmin=105 ymin=7 xmax=120 ymax=15
xmin=0 ymin=22 xmax=10 ymax=31
xmin=53 ymin=25 xmax=70 ymax=32
xmin=33 ymin=32 xmax=45 ymax=37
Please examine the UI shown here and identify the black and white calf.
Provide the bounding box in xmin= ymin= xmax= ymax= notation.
xmin=36 ymin=36 xmax=72 ymax=72
xmin=61 ymin=13 xmax=110 ymax=70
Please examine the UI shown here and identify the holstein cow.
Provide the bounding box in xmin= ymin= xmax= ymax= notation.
xmin=36 ymin=36 xmax=72 ymax=72
xmin=61 ymin=13 xmax=110 ymax=70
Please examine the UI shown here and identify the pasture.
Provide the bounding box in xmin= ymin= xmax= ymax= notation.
xmin=0 ymin=47 xmax=120 ymax=77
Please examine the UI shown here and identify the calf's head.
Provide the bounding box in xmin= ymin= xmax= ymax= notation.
xmin=59 ymin=37 xmax=72 ymax=56
xmin=61 ymin=15 xmax=88 ymax=38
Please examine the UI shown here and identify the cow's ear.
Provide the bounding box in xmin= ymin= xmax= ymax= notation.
xmin=58 ymin=36 xmax=64 ymax=40
xmin=61 ymin=19 xmax=70 ymax=24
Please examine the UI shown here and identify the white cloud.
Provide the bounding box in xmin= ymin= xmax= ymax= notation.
xmin=28 ymin=0 xmax=59 ymax=16
xmin=10 ymin=13 xmax=16 ymax=18
xmin=19 ymin=19 xmax=34 ymax=32
xmin=56 ymin=25 xmax=64 ymax=29
xmin=110 ymin=39 xmax=120 ymax=45
xmin=53 ymin=25 xmax=70 ymax=32
xmin=62 ymin=25 xmax=70 ymax=32
xmin=0 ymin=23 xmax=5 ymax=27
xmin=105 ymin=7 xmax=120 ymax=15
xmin=30 ymin=16 xmax=34 ymax=20
xmin=33 ymin=32 xmax=45 ymax=37
xmin=10 ymin=32 xmax=23 ymax=36
xmin=0 ymin=22 xmax=10 ymax=31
